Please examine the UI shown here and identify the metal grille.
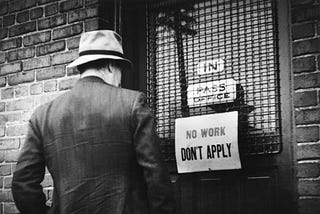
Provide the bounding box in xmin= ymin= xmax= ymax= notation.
xmin=146 ymin=0 xmax=281 ymax=161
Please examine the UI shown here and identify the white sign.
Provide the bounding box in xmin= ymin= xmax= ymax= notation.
xmin=175 ymin=111 xmax=241 ymax=173
xmin=196 ymin=59 xmax=225 ymax=75
xmin=187 ymin=78 xmax=237 ymax=107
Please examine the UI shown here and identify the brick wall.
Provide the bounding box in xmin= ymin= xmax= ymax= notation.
xmin=0 ymin=0 xmax=113 ymax=213
xmin=291 ymin=0 xmax=320 ymax=214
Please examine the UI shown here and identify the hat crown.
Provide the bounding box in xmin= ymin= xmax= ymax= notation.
xmin=79 ymin=30 xmax=123 ymax=54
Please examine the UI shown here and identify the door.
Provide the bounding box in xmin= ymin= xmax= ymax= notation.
xmin=122 ymin=0 xmax=296 ymax=213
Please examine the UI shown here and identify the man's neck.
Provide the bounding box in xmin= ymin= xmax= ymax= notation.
xmin=81 ymin=69 xmax=116 ymax=86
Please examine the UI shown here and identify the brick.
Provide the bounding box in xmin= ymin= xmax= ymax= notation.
xmin=296 ymin=126 xmax=319 ymax=143
xmin=17 ymin=10 xmax=30 ymax=23
xmin=0 ymin=190 xmax=13 ymax=202
xmin=44 ymin=80 xmax=57 ymax=92
xmin=59 ymin=77 xmax=78 ymax=90
xmin=53 ymin=23 xmax=83 ymax=40
xmin=37 ymin=40 xmax=65 ymax=56
xmin=3 ymin=14 xmax=15 ymax=27
xmin=0 ymin=165 xmax=11 ymax=175
xmin=36 ymin=65 xmax=65 ymax=81
xmin=293 ymin=56 xmax=316 ymax=73
xmin=67 ymin=67 xmax=79 ymax=76
xmin=298 ymin=180 xmax=320 ymax=196
xmin=293 ymin=38 xmax=320 ymax=56
xmin=15 ymin=85 xmax=29 ymax=98
xmin=1 ymin=88 xmax=14 ymax=100
xmin=23 ymin=55 xmax=50 ymax=71
xmin=0 ymin=102 xmax=5 ymax=112
xmin=8 ymin=71 xmax=35 ymax=86
xmin=3 ymin=203 xmax=19 ymax=214
xmin=5 ymin=150 xmax=20 ymax=162
xmin=30 ymin=7 xmax=43 ymax=20
xmin=41 ymin=174 xmax=53 ymax=187
xmin=297 ymin=143 xmax=320 ymax=159
xmin=67 ymin=36 xmax=80 ymax=50
xmin=60 ymin=0 xmax=83 ymax=12
xmin=0 ymin=115 xmax=9 ymax=125
xmin=47 ymin=188 xmax=53 ymax=200
xmin=0 ymin=52 xmax=5 ymax=64
xmin=30 ymin=82 xmax=43 ymax=95
xmin=0 ymin=139 xmax=20 ymax=150
xmin=292 ymin=5 xmax=320 ymax=23
xmin=0 ymin=77 xmax=6 ymax=87
xmin=38 ymin=0 xmax=59 ymax=5
xmin=11 ymin=162 xmax=16 ymax=172
xmin=21 ymin=112 xmax=32 ymax=122
xmin=84 ymin=18 xmax=110 ymax=32
xmin=7 ymin=47 xmax=35 ymax=62
xmin=298 ymin=198 xmax=320 ymax=214
xmin=9 ymin=21 xmax=36 ymax=37
xmin=0 ymin=27 xmax=8 ymax=39
xmin=7 ymin=98 xmax=34 ymax=111
xmin=292 ymin=22 xmax=315 ymax=40
xmin=0 ymin=126 xmax=4 ymax=137
xmin=23 ymin=31 xmax=51 ymax=46
xmin=0 ymin=62 xmax=21 ymax=76
xmin=0 ymin=114 xmax=20 ymax=125
xmin=294 ymin=73 xmax=320 ymax=90
xmin=294 ymin=91 xmax=317 ymax=107
xmin=297 ymin=162 xmax=320 ymax=178
xmin=8 ymin=0 xmax=37 ymax=13
xmin=0 ymin=37 xmax=22 ymax=51
xmin=4 ymin=176 xmax=12 ymax=189
xmin=68 ymin=6 xmax=98 ymax=23
xmin=7 ymin=124 xmax=28 ymax=136
xmin=52 ymin=50 xmax=78 ymax=65
xmin=45 ymin=3 xmax=59 ymax=17
xmin=38 ymin=14 xmax=67 ymax=30
xmin=0 ymin=1 xmax=8 ymax=16
xmin=296 ymin=109 xmax=320 ymax=125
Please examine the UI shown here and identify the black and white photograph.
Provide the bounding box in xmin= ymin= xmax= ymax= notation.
xmin=0 ymin=0 xmax=318 ymax=213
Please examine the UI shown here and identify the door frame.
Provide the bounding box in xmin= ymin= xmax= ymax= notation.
xmin=121 ymin=0 xmax=297 ymax=213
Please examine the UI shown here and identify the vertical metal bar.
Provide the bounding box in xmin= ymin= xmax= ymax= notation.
xmin=114 ymin=0 xmax=122 ymax=34
xmin=174 ymin=10 xmax=189 ymax=118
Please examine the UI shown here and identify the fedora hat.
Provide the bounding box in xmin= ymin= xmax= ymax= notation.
xmin=67 ymin=30 xmax=132 ymax=68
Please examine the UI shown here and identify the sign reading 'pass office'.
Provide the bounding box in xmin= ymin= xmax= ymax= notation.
xmin=175 ymin=111 xmax=241 ymax=173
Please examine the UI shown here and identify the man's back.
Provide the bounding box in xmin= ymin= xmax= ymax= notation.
xmin=12 ymin=76 xmax=175 ymax=214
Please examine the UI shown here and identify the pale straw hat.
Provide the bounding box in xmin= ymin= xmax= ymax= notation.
xmin=67 ymin=30 xmax=132 ymax=68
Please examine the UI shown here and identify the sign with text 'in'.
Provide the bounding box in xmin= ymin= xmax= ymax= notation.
xmin=175 ymin=111 xmax=241 ymax=173
xmin=187 ymin=78 xmax=237 ymax=107
xmin=196 ymin=59 xmax=225 ymax=75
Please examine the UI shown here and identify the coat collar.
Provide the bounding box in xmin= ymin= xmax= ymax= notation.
xmin=75 ymin=76 xmax=114 ymax=87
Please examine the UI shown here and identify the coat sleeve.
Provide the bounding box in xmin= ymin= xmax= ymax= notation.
xmin=132 ymin=92 xmax=176 ymax=214
xmin=12 ymin=115 xmax=49 ymax=214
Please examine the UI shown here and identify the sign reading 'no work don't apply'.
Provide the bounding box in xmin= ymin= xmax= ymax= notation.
xmin=175 ymin=111 xmax=241 ymax=173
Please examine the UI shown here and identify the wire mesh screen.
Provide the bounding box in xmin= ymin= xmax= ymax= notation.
xmin=146 ymin=0 xmax=281 ymax=161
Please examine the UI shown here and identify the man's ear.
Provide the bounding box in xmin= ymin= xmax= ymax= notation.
xmin=106 ymin=64 xmax=113 ymax=73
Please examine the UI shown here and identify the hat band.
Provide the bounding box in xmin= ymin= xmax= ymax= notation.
xmin=79 ymin=50 xmax=124 ymax=58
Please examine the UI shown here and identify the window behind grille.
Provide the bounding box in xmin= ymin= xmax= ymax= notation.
xmin=146 ymin=0 xmax=281 ymax=161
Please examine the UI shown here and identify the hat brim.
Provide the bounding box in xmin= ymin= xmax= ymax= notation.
xmin=67 ymin=54 xmax=132 ymax=68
